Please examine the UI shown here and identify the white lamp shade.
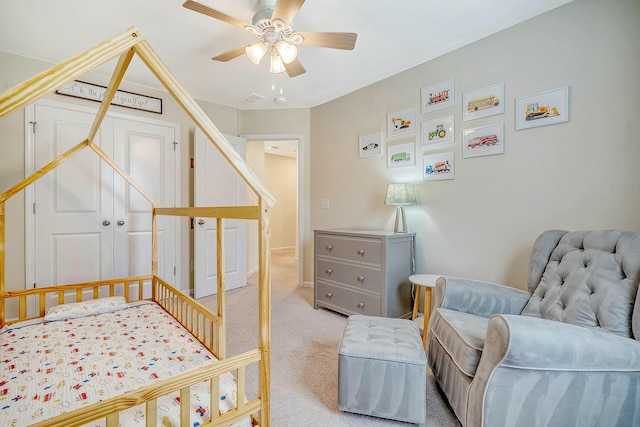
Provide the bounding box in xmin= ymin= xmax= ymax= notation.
xmin=270 ymin=51 xmax=286 ymax=73
xmin=245 ymin=42 xmax=269 ymax=65
xmin=384 ymin=183 xmax=417 ymax=206
xmin=274 ymin=40 xmax=298 ymax=64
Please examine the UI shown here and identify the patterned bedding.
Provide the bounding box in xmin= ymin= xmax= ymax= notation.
xmin=0 ymin=301 xmax=250 ymax=427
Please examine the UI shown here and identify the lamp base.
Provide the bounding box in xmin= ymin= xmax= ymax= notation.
xmin=394 ymin=206 xmax=408 ymax=233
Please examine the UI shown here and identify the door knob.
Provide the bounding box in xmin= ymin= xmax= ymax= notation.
xmin=102 ymin=220 xmax=111 ymax=226
xmin=117 ymin=220 xmax=125 ymax=226
xmin=198 ymin=219 xmax=205 ymax=225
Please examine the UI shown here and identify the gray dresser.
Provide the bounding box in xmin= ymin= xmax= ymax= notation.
xmin=314 ymin=229 xmax=415 ymax=318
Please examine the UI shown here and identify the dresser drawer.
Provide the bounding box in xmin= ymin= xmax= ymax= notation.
xmin=344 ymin=238 xmax=382 ymax=265
xmin=316 ymin=281 xmax=381 ymax=316
xmin=316 ymin=259 xmax=382 ymax=294
xmin=316 ymin=234 xmax=346 ymax=258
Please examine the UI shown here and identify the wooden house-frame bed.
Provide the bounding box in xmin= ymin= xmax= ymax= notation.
xmin=0 ymin=27 xmax=274 ymax=427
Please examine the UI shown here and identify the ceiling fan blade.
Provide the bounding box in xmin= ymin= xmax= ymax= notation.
xmin=183 ymin=0 xmax=250 ymax=30
xmin=297 ymin=32 xmax=357 ymax=50
xmin=285 ymin=58 xmax=306 ymax=77
xmin=212 ymin=44 xmax=252 ymax=62
xmin=272 ymin=0 xmax=305 ymax=25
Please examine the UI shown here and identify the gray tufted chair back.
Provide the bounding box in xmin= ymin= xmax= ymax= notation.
xmin=522 ymin=230 xmax=640 ymax=340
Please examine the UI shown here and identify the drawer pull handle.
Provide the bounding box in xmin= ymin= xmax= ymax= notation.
xmin=357 ymin=302 xmax=365 ymax=308
xmin=327 ymin=244 xmax=333 ymax=251
xmin=326 ymin=268 xmax=333 ymax=275
xmin=357 ymin=275 xmax=365 ymax=281
xmin=358 ymin=249 xmax=365 ymax=255
xmin=326 ymin=292 xmax=333 ymax=299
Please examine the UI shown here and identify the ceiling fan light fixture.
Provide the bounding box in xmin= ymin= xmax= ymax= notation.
xmin=245 ymin=42 xmax=269 ymax=65
xmin=269 ymin=51 xmax=286 ymax=74
xmin=274 ymin=40 xmax=297 ymax=64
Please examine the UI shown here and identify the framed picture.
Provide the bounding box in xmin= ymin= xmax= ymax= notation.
xmin=421 ymin=78 xmax=454 ymax=114
xmin=358 ymin=132 xmax=383 ymax=158
xmin=387 ymin=107 xmax=415 ymax=138
xmin=463 ymin=123 xmax=505 ymax=158
xmin=423 ymin=151 xmax=454 ymax=181
xmin=463 ymin=82 xmax=505 ymax=121
xmin=515 ymin=86 xmax=569 ymax=130
xmin=421 ymin=115 xmax=454 ymax=148
xmin=387 ymin=141 xmax=415 ymax=168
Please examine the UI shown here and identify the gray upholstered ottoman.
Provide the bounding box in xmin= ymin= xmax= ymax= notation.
xmin=338 ymin=315 xmax=427 ymax=424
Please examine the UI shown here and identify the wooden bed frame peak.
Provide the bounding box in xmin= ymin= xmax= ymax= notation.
xmin=0 ymin=26 xmax=274 ymax=427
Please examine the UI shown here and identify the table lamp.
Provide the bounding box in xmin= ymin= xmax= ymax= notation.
xmin=384 ymin=183 xmax=417 ymax=233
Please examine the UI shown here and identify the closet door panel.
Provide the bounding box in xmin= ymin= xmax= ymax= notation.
xmin=33 ymin=104 xmax=114 ymax=289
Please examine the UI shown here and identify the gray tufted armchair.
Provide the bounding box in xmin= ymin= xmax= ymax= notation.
xmin=427 ymin=230 xmax=640 ymax=427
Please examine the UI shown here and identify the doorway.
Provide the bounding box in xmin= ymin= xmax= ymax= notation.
xmin=244 ymin=134 xmax=303 ymax=287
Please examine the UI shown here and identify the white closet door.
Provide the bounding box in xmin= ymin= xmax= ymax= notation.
xmin=33 ymin=104 xmax=114 ymax=288
xmin=194 ymin=129 xmax=247 ymax=298
xmin=112 ymin=118 xmax=177 ymax=285
xmin=31 ymin=101 xmax=178 ymax=300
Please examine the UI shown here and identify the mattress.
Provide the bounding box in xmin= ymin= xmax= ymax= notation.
xmin=0 ymin=300 xmax=251 ymax=427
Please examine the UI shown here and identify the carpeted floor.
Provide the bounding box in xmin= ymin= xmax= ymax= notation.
xmin=198 ymin=251 xmax=460 ymax=426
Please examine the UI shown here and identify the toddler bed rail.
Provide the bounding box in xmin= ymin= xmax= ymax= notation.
xmin=1 ymin=275 xmax=262 ymax=427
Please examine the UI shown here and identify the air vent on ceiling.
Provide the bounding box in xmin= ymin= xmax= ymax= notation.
xmin=240 ymin=93 xmax=265 ymax=104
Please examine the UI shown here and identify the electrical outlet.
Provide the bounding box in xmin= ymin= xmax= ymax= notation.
xmin=321 ymin=198 xmax=330 ymax=209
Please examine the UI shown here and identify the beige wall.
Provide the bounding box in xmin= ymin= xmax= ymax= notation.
xmin=265 ymin=153 xmax=297 ymax=250
xmin=309 ymin=0 xmax=640 ymax=289
xmin=2 ymin=0 xmax=639 ymax=294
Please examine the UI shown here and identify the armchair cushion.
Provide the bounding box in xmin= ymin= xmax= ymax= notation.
xmin=522 ymin=230 xmax=640 ymax=338
xmin=429 ymin=308 xmax=489 ymax=377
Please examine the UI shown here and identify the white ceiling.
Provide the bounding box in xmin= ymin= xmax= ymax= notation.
xmin=0 ymin=0 xmax=572 ymax=111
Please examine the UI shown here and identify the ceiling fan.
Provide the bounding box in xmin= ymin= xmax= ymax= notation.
xmin=183 ymin=0 xmax=357 ymax=77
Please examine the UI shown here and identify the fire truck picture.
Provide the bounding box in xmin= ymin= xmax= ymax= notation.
xmin=428 ymin=89 xmax=450 ymax=105
xmin=525 ymin=103 xmax=560 ymax=121
xmin=467 ymin=134 xmax=499 ymax=149
xmin=425 ymin=160 xmax=451 ymax=174
xmin=427 ymin=124 xmax=446 ymax=140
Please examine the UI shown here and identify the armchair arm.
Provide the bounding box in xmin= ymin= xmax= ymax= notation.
xmin=435 ymin=276 xmax=531 ymax=318
xmin=468 ymin=315 xmax=640 ymax=427
xmin=482 ymin=314 xmax=640 ymax=371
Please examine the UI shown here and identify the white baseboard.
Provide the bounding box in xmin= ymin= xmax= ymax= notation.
xmin=271 ymin=246 xmax=295 ymax=254
xmin=302 ymin=281 xmax=314 ymax=288
xmin=246 ymin=266 xmax=258 ymax=279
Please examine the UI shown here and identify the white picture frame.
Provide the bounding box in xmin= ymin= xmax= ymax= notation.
xmin=421 ymin=78 xmax=454 ymax=114
xmin=463 ymin=82 xmax=505 ymax=121
xmin=423 ymin=151 xmax=455 ymax=181
xmin=358 ymin=132 xmax=383 ymax=158
xmin=387 ymin=141 xmax=415 ymax=168
xmin=463 ymin=123 xmax=505 ymax=158
xmin=387 ymin=107 xmax=415 ymax=138
xmin=421 ymin=115 xmax=454 ymax=149
xmin=515 ymin=86 xmax=570 ymax=130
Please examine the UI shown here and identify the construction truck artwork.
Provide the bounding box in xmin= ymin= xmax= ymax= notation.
xmin=525 ymin=102 xmax=560 ymax=121
xmin=425 ymin=160 xmax=451 ymax=175
xmin=391 ymin=117 xmax=411 ymax=129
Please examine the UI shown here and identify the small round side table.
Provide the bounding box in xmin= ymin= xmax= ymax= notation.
xmin=409 ymin=274 xmax=440 ymax=350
